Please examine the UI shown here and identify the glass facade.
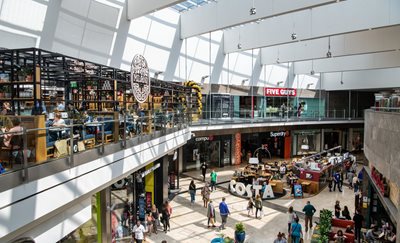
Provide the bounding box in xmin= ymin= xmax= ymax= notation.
xmin=292 ymin=130 xmax=322 ymax=156
xmin=183 ymin=135 xmax=232 ymax=171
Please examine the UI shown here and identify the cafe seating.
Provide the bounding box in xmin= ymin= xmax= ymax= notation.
xmin=96 ymin=117 xmax=114 ymax=144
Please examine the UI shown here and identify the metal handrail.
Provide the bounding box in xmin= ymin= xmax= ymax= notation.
xmin=370 ymin=107 xmax=400 ymax=111
xmin=0 ymin=111 xmax=191 ymax=179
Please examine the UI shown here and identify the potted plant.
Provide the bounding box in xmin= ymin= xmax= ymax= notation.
xmin=234 ymin=222 xmax=246 ymax=243
xmin=18 ymin=67 xmax=33 ymax=82
xmin=317 ymin=209 xmax=333 ymax=243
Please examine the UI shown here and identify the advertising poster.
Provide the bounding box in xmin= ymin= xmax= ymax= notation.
xmin=138 ymin=196 xmax=145 ymax=220
xmin=294 ymin=184 xmax=303 ymax=198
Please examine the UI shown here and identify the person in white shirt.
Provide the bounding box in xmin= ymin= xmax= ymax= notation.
xmin=132 ymin=220 xmax=146 ymax=243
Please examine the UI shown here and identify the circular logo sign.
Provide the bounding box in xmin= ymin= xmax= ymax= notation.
xmin=130 ymin=54 xmax=150 ymax=103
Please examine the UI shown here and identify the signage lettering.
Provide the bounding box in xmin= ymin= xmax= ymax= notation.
xmin=264 ymin=88 xmax=296 ymax=97
xmin=230 ymin=180 xmax=275 ymax=199
xmin=270 ymin=131 xmax=289 ymax=137
xmin=131 ymin=54 xmax=151 ymax=103
xmin=141 ymin=163 xmax=160 ymax=178
xmin=195 ymin=136 xmax=214 ymax=142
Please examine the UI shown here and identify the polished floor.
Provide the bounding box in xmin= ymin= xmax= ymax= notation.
xmin=145 ymin=174 xmax=356 ymax=243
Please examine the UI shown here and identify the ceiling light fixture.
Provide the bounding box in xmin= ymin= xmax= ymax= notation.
xmin=326 ymin=36 xmax=332 ymax=58
xmin=250 ymin=0 xmax=256 ymax=15
xmin=277 ymin=81 xmax=284 ymax=86
xmin=242 ymin=78 xmax=249 ymax=85
xmin=291 ymin=33 xmax=297 ymax=40
xmin=340 ymin=72 xmax=344 ymax=85
xmin=154 ymin=71 xmax=163 ymax=79
xmin=237 ymin=43 xmax=242 ymax=49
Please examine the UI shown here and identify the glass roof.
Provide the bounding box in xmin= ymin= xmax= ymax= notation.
xmin=171 ymin=0 xmax=212 ymax=12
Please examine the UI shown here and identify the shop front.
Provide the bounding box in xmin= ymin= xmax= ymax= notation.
xmin=292 ymin=130 xmax=322 ymax=156
xmin=183 ymin=135 xmax=232 ymax=171
xmin=241 ymin=130 xmax=291 ymax=160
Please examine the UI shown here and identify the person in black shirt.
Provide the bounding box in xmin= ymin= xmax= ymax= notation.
xmin=189 ymin=180 xmax=196 ymax=204
xmin=353 ymin=209 xmax=364 ymax=243
xmin=201 ymin=162 xmax=207 ymax=182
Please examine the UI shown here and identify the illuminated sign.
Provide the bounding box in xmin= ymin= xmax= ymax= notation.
xmin=264 ymin=88 xmax=296 ymax=97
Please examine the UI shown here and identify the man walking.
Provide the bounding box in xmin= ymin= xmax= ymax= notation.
xmin=210 ymin=170 xmax=217 ymax=192
xmin=302 ymin=201 xmax=316 ymax=233
xmin=201 ymin=162 xmax=208 ymax=182
xmin=219 ymin=197 xmax=230 ymax=230
xmin=353 ymin=209 xmax=364 ymax=243
xmin=333 ymin=171 xmax=342 ymax=192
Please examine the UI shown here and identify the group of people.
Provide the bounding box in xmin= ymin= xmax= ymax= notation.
xmin=124 ymin=201 xmax=172 ymax=243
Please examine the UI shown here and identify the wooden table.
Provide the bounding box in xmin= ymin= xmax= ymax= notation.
xmin=301 ymin=181 xmax=312 ymax=193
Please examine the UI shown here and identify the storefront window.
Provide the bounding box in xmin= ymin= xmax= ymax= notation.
xmin=183 ymin=135 xmax=232 ymax=171
xmin=292 ymin=130 xmax=321 ymax=156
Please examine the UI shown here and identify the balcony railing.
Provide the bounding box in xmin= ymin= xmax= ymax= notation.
xmin=192 ymin=109 xmax=364 ymax=126
xmin=0 ymin=111 xmax=189 ymax=179
xmin=370 ymin=107 xmax=400 ymax=113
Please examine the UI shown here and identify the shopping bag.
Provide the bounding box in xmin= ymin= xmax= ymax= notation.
xmin=78 ymin=141 xmax=85 ymax=152
xmin=54 ymin=139 xmax=68 ymax=158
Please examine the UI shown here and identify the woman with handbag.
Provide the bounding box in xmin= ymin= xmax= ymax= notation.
xmin=150 ymin=204 xmax=159 ymax=234
xmin=290 ymin=217 xmax=303 ymax=243
xmin=254 ymin=194 xmax=263 ymax=219
xmin=207 ymin=200 xmax=216 ymax=228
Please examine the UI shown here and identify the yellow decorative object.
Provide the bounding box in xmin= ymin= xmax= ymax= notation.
xmin=184 ymin=80 xmax=203 ymax=115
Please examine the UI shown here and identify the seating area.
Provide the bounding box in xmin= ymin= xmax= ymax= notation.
xmin=329 ymin=218 xmax=355 ymax=243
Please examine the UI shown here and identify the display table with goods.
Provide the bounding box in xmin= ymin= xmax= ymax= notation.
xmin=229 ymin=161 xmax=286 ymax=199
xmin=291 ymin=146 xmax=354 ymax=195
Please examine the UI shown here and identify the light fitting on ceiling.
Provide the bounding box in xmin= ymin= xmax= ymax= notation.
xmin=277 ymin=81 xmax=284 ymax=86
xmin=242 ymin=79 xmax=249 ymax=85
xmin=276 ymin=58 xmax=280 ymax=64
xmin=326 ymin=36 xmax=332 ymax=58
xmin=310 ymin=70 xmax=315 ymax=75
xmin=250 ymin=0 xmax=256 ymax=15
xmin=237 ymin=43 xmax=242 ymax=49
xmin=154 ymin=71 xmax=163 ymax=79
xmin=340 ymin=72 xmax=344 ymax=85
xmin=291 ymin=33 xmax=297 ymax=40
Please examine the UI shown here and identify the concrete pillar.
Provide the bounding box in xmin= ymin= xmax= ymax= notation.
xmin=162 ymin=156 xmax=169 ymax=203
xmin=348 ymin=128 xmax=354 ymax=151
xmin=233 ymin=133 xmax=241 ymax=165
xmin=96 ymin=187 xmax=111 ymax=243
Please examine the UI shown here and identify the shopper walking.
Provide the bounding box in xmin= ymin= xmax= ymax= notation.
xmin=161 ymin=202 xmax=171 ymax=232
xmin=290 ymin=217 xmax=303 ymax=243
xmin=302 ymin=201 xmax=316 ymax=233
xmin=201 ymin=162 xmax=208 ymax=181
xmin=210 ymin=170 xmax=217 ymax=192
xmin=207 ymin=200 xmax=216 ymax=228
xmin=201 ymin=182 xmax=211 ymax=208
xmin=254 ymin=194 xmax=263 ymax=219
xmin=287 ymin=206 xmax=296 ymax=234
xmin=132 ymin=220 xmax=146 ymax=243
xmin=247 ymin=198 xmax=254 ymax=216
xmin=218 ymin=197 xmax=230 ymax=230
xmin=146 ymin=213 xmax=154 ymax=237
xmin=189 ymin=180 xmax=196 ymax=204
xmin=353 ymin=209 xmax=364 ymax=243
xmin=150 ymin=204 xmax=159 ymax=233
xmin=333 ymin=171 xmax=342 ymax=192
xmin=334 ymin=200 xmax=341 ymax=218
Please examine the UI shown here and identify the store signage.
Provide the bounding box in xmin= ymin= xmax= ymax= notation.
xmin=294 ymin=184 xmax=303 ymax=197
xmin=146 ymin=192 xmax=152 ymax=209
xmin=141 ymin=163 xmax=160 ymax=178
xmin=195 ymin=136 xmax=214 ymax=142
xmin=264 ymin=88 xmax=296 ymax=97
xmin=229 ymin=180 xmax=274 ymax=199
xmin=270 ymin=131 xmax=289 ymax=137
xmin=131 ymin=54 xmax=150 ymax=103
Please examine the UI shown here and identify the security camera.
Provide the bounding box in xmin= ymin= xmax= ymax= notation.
xmin=310 ymin=70 xmax=315 ymax=75
xmin=237 ymin=43 xmax=242 ymax=49
xmin=291 ymin=33 xmax=297 ymax=40
xmin=250 ymin=7 xmax=256 ymax=15
xmin=326 ymin=51 xmax=332 ymax=58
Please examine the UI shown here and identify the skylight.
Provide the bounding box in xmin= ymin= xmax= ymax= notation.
xmin=171 ymin=0 xmax=212 ymax=13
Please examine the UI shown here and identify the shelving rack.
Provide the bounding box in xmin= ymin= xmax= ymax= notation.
xmin=0 ymin=48 xmax=198 ymax=119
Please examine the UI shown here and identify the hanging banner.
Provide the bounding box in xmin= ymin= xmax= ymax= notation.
xmin=264 ymin=88 xmax=296 ymax=97
xmin=130 ymin=54 xmax=150 ymax=103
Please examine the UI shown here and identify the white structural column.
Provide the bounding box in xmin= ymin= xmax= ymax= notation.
xmin=261 ymin=26 xmax=400 ymax=65
xmin=127 ymin=0 xmax=185 ymax=20
xmin=180 ymin=0 xmax=336 ymax=38
xmin=223 ymin=0 xmax=400 ymax=53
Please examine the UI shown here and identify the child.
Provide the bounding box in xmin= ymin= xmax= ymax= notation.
xmin=247 ymin=198 xmax=254 ymax=216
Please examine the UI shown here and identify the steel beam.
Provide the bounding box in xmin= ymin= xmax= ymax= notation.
xmin=127 ymin=0 xmax=185 ymax=19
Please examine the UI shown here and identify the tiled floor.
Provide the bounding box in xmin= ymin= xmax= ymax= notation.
xmin=145 ymin=175 xmax=356 ymax=243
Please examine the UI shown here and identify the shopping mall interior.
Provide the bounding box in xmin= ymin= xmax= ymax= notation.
xmin=0 ymin=0 xmax=399 ymax=242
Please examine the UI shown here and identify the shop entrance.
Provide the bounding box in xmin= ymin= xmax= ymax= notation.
xmin=242 ymin=131 xmax=288 ymax=160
